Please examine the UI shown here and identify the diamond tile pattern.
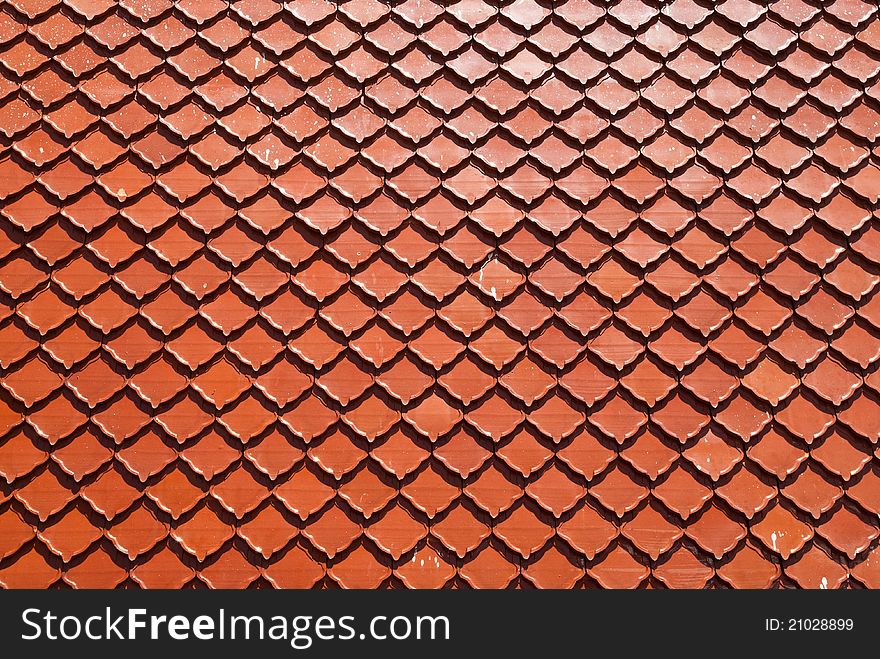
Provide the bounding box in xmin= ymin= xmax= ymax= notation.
xmin=0 ymin=0 xmax=879 ymax=589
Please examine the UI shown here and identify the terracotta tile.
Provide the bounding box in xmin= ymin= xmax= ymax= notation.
xmin=590 ymin=466 xmax=649 ymax=517
xmin=145 ymin=466 xmax=202 ymax=520
xmin=497 ymin=356 xmax=554 ymax=405
xmin=838 ymin=394 xmax=880 ymax=443
xmin=180 ymin=432 xmax=241 ymax=479
xmin=432 ymin=431 xmax=489 ymax=479
xmin=614 ymin=294 xmax=669 ymax=338
xmin=379 ymin=291 xmax=434 ymax=336
xmin=653 ymin=545 xmax=714 ymax=589
xmin=106 ymin=504 xmax=168 ymax=559
xmin=776 ymin=394 xmax=835 ymax=444
xmin=2 ymin=356 xmax=63 ymax=407
xmin=590 ymin=323 xmax=645 ymax=370
xmin=342 ymin=394 xmax=398 ymax=440
xmin=673 ymin=290 xmax=730 ymax=338
xmin=680 ymin=359 xmax=738 ymax=407
xmin=782 ymin=466 xmax=843 ymax=519
xmin=587 ymin=546 xmax=649 ymax=589
xmin=618 ymin=431 xmax=675 ymax=482
xmin=679 ymin=433 xmax=740 ymax=484
xmin=401 ymin=464 xmax=459 ymax=517
xmin=494 ymin=504 xmax=553 ymax=558
xmin=0 ymin=509 xmax=34 ymax=558
xmin=525 ymin=465 xmax=585 ymax=518
xmin=653 ymin=466 xmax=713 ymax=520
xmin=307 ymin=431 xmax=368 ymax=479
xmin=200 ymin=547 xmax=261 ymax=589
xmin=684 ymin=504 xmax=747 ymax=560
xmin=552 ymin=434 xmax=611 ymax=487
xmin=365 ymin=505 xmax=426 ymax=559
xmin=848 ymin=467 xmax=880 ymax=516
xmin=211 ymin=469 xmax=269 ymax=519
xmin=817 ymin=507 xmax=879 ymax=559
xmin=716 ymin=542 xmax=780 ymax=588
xmin=464 ymin=463 xmax=522 ymax=518
xmin=621 ymin=503 xmax=682 ymax=560
xmin=0 ymin=429 xmax=47 ymax=483
xmin=786 ymin=545 xmax=848 ymax=589
xmin=812 ymin=432 xmax=872 ymax=482
xmin=271 ymin=465 xmax=330 ymax=522
xmin=51 ymin=430 xmax=111 ymax=482
xmin=0 ymin=547 xmax=60 ymax=588
xmin=523 ymin=544 xmax=585 ymax=589
xmin=646 ymin=328 xmax=700 ymax=373
xmin=803 ymin=356 xmax=861 ymax=406
xmin=170 ymin=505 xmax=233 ymax=561
xmin=584 ymin=394 xmax=644 ymax=444
xmin=26 ymin=394 xmax=89 ymax=444
xmin=849 ymin=544 xmax=880 ymax=588
xmin=262 ymin=544 xmax=324 ymax=588
xmin=62 ymin=546 xmax=127 ymax=588
xmin=243 ymin=430 xmax=302 ymax=480
xmin=486 ymin=426 xmax=541 ymax=475
xmin=396 ymin=545 xmax=455 ymax=588
xmin=438 ymin=356 xmax=494 ymax=406
xmin=302 ymin=507 xmax=362 ymax=559
xmin=338 ymin=466 xmax=395 ymax=519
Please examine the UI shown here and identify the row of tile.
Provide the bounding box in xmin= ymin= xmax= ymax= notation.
xmin=2 ymin=482 xmax=880 ymax=588
xmin=5 ymin=536 xmax=880 ymax=589
xmin=4 ymin=405 xmax=877 ymax=481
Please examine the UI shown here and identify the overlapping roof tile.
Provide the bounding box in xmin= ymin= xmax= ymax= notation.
xmin=0 ymin=0 xmax=878 ymax=589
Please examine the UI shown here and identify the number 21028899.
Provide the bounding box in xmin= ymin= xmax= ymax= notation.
xmin=765 ymin=618 xmax=854 ymax=631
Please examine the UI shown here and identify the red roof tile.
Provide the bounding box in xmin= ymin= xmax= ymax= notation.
xmin=0 ymin=0 xmax=878 ymax=590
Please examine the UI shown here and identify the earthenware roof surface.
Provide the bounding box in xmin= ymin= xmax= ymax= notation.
xmin=1 ymin=0 xmax=879 ymax=589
